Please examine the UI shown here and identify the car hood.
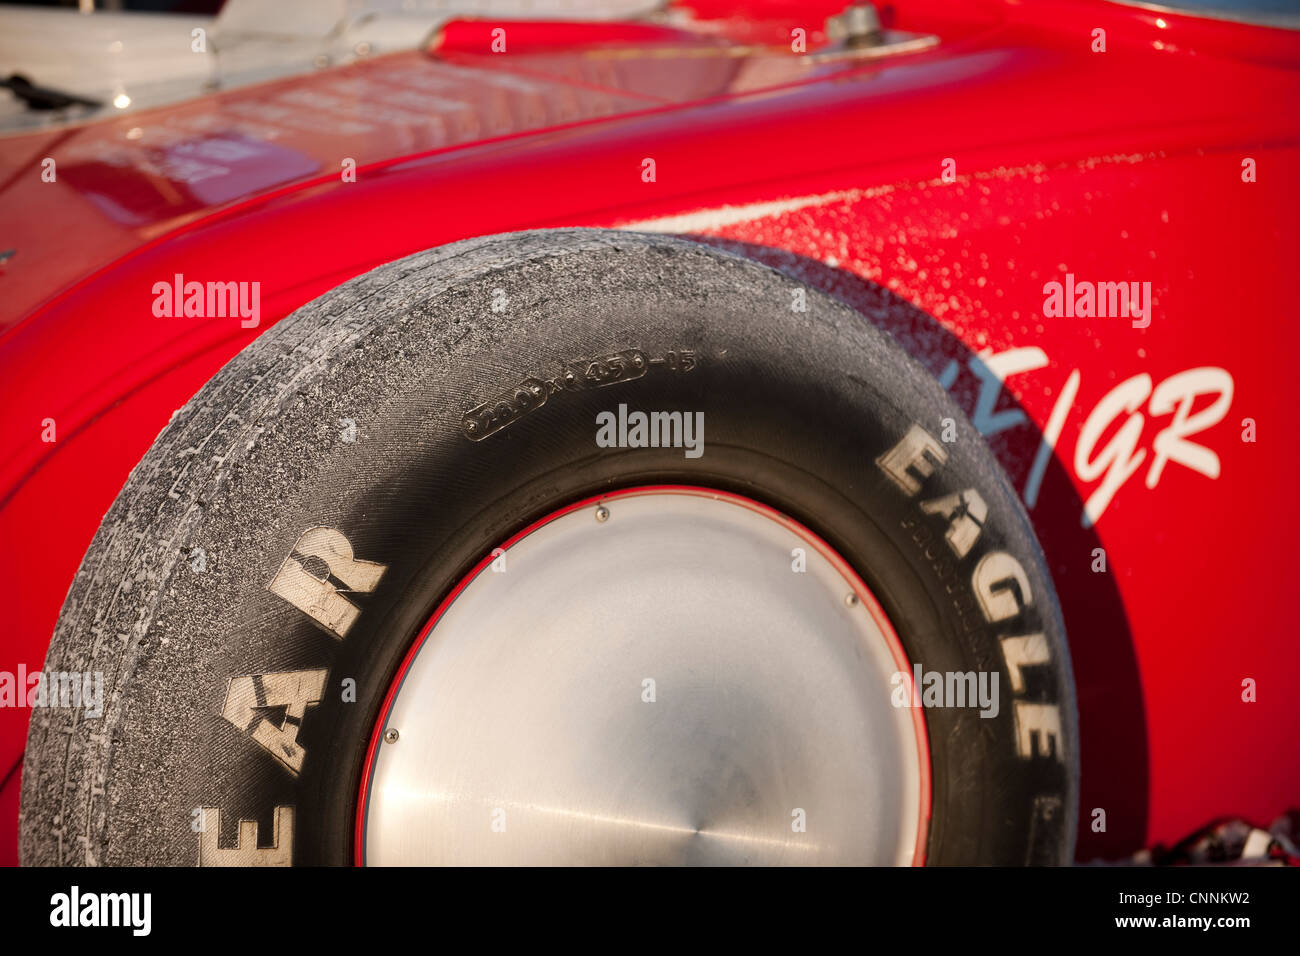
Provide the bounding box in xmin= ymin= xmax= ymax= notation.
xmin=1 ymin=0 xmax=1295 ymax=330
xmin=0 ymin=0 xmax=982 ymax=329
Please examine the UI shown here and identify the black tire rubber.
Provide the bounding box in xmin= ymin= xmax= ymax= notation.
xmin=21 ymin=229 xmax=1078 ymax=866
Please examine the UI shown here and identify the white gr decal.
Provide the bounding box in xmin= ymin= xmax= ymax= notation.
xmin=197 ymin=806 xmax=294 ymax=866
xmin=268 ymin=527 xmax=387 ymax=638
xmin=948 ymin=348 xmax=1233 ymax=527
xmin=220 ymin=669 xmax=327 ymax=775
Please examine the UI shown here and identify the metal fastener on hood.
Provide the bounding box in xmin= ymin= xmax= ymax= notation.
xmin=827 ymin=4 xmax=884 ymax=48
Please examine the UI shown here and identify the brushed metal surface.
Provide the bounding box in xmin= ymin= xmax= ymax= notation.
xmin=363 ymin=489 xmax=921 ymax=865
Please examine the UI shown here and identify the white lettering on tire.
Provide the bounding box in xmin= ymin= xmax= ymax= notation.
xmin=197 ymin=806 xmax=294 ymax=866
xmin=876 ymin=425 xmax=948 ymax=497
xmin=972 ymin=552 xmax=1033 ymax=623
xmin=877 ymin=423 xmax=1064 ymax=762
xmin=203 ymin=529 xmax=384 ymax=866
xmin=1000 ymin=633 xmax=1050 ymax=694
xmin=920 ymin=489 xmax=987 ymax=559
xmin=267 ymin=527 xmax=387 ymax=638
xmin=1013 ymin=702 xmax=1064 ymax=762
xmin=220 ymin=669 xmax=327 ymax=775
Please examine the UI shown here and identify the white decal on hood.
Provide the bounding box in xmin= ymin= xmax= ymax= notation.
xmin=949 ymin=350 xmax=1233 ymax=528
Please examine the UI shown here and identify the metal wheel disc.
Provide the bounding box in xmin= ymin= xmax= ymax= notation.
xmin=359 ymin=486 xmax=928 ymax=865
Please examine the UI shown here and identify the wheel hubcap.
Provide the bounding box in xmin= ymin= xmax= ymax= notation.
xmin=358 ymin=486 xmax=927 ymax=865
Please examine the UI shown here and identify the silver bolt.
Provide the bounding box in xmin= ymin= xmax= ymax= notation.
xmin=595 ymin=505 xmax=610 ymax=523
xmin=827 ymin=4 xmax=884 ymax=48
xmin=383 ymin=728 xmax=399 ymax=744
xmin=844 ymin=592 xmax=859 ymax=607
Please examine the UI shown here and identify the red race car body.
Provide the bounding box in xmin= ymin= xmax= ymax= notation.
xmin=1 ymin=0 xmax=1296 ymax=865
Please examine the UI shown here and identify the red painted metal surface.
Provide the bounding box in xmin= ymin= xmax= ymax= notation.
xmin=1 ymin=0 xmax=1297 ymax=865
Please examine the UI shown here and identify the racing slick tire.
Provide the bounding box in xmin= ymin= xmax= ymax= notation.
xmin=21 ymin=229 xmax=1078 ymax=866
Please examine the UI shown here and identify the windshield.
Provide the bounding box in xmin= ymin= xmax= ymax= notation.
xmin=0 ymin=0 xmax=662 ymax=134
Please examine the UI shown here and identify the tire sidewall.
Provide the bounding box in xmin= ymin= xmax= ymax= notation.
xmin=24 ymin=231 xmax=1078 ymax=866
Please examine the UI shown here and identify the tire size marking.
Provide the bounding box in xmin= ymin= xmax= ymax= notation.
xmin=198 ymin=806 xmax=294 ymax=867
xmin=877 ymin=424 xmax=1064 ymax=762
xmin=220 ymin=669 xmax=327 ymax=775
xmin=462 ymin=347 xmax=697 ymax=442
